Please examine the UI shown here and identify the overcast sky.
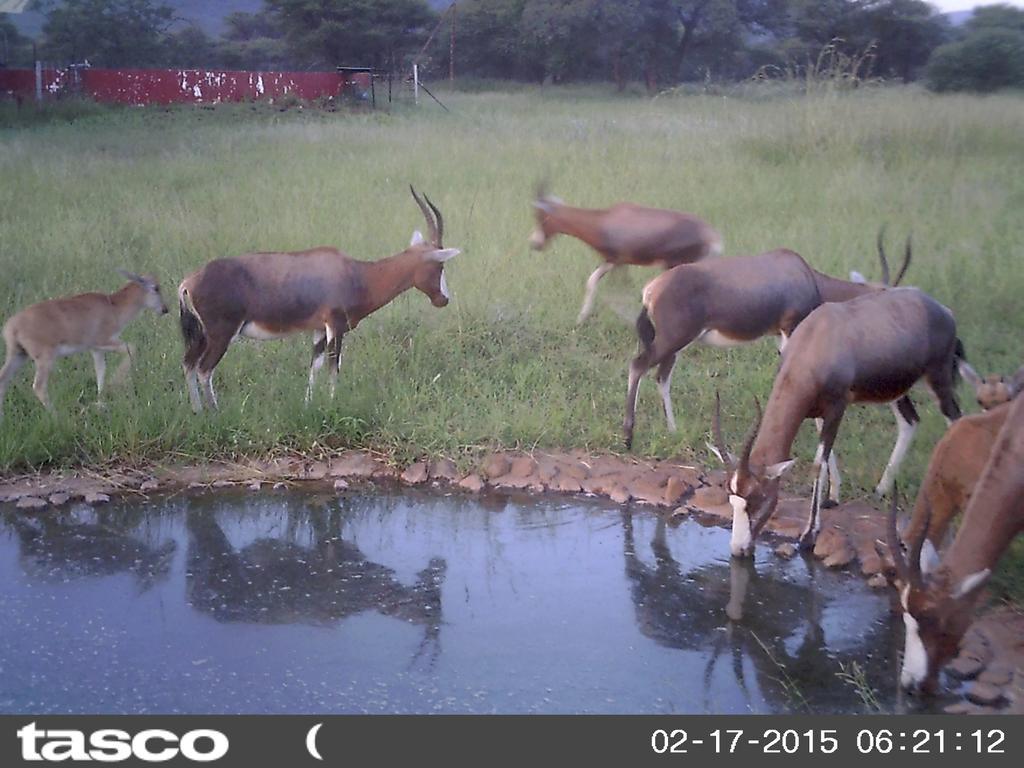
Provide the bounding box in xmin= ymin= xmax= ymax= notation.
xmin=931 ymin=0 xmax=1023 ymax=10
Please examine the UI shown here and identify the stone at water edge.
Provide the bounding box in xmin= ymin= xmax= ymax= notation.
xmin=212 ymin=480 xmax=233 ymax=489
xmin=428 ymin=459 xmax=459 ymax=483
xmin=664 ymin=476 xmax=690 ymax=505
xmin=48 ymin=493 xmax=71 ymax=506
xmin=248 ymin=481 xmax=262 ymax=492
xmin=608 ymin=486 xmax=631 ymax=505
xmin=824 ymin=544 xmax=856 ymax=569
xmin=946 ymin=653 xmax=986 ymax=680
xmin=15 ymin=496 xmax=47 ymax=510
xmin=272 ymin=482 xmax=286 ymax=490
xmin=480 ymin=454 xmax=511 ymax=480
xmin=83 ymin=492 xmax=110 ymax=505
xmin=965 ymin=681 xmax=1006 ymax=707
xmin=775 ymin=542 xmax=798 ymax=559
xmin=458 ymin=474 xmax=485 ymax=493
xmin=977 ymin=665 xmax=1013 ymax=687
xmin=867 ymin=573 xmax=889 ymax=589
xmin=333 ymin=479 xmax=349 ymax=491
xmin=139 ymin=480 xmax=160 ymax=492
xmin=690 ymin=485 xmax=727 ymax=509
xmin=401 ymin=462 xmax=429 ymax=485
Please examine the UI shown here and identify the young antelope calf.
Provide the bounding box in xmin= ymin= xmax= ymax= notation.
xmin=0 ymin=271 xmax=168 ymax=417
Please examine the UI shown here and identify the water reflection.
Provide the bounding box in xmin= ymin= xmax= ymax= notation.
xmin=4 ymin=509 xmax=175 ymax=590
xmin=622 ymin=512 xmax=894 ymax=711
xmin=185 ymin=503 xmax=446 ymax=659
xmin=0 ymin=492 xmax=902 ymax=714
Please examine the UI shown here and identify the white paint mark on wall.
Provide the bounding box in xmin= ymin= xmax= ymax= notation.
xmin=256 ymin=75 xmax=265 ymax=95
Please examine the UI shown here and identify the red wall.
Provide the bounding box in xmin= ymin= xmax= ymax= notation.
xmin=0 ymin=68 xmax=355 ymax=105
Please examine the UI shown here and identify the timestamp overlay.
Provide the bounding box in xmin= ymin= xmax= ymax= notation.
xmin=2 ymin=716 xmax=1018 ymax=766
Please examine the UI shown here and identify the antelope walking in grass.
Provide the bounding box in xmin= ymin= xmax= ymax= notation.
xmin=624 ymin=232 xmax=912 ymax=465
xmin=0 ymin=271 xmax=168 ymax=418
xmin=529 ymin=186 xmax=723 ymax=324
xmin=898 ymin=362 xmax=1023 ymax=573
xmin=889 ymin=392 xmax=1024 ymax=694
xmin=710 ymin=285 xmax=964 ymax=558
xmin=178 ymin=188 xmax=459 ymax=412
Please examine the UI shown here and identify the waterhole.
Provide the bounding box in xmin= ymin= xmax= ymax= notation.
xmin=0 ymin=488 xmax=930 ymax=714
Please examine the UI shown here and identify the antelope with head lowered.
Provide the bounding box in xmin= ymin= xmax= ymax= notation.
xmin=623 ymin=230 xmax=913 ymax=501
xmin=0 ymin=271 xmax=168 ymax=418
xmin=889 ymin=391 xmax=1024 ymax=694
xmin=710 ymin=282 xmax=964 ymax=558
xmin=898 ymin=361 xmax=1022 ymax=572
xmin=529 ymin=185 xmax=723 ymax=324
xmin=178 ymin=188 xmax=459 ymax=411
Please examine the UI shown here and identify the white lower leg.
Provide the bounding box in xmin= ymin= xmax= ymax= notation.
xmin=305 ymin=353 xmax=325 ymax=405
xmin=577 ymin=263 xmax=613 ymax=324
xmin=658 ymin=369 xmax=676 ymax=432
xmin=876 ymin=402 xmax=917 ymax=496
xmin=92 ymin=351 xmax=107 ymax=399
xmin=199 ymin=370 xmax=218 ymax=411
xmin=827 ymin=451 xmax=841 ymax=503
xmin=801 ymin=461 xmax=828 ymax=543
xmin=184 ymin=367 xmax=203 ymax=412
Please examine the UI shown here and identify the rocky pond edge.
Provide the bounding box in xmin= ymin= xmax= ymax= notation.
xmin=1 ymin=447 xmax=1021 ymax=714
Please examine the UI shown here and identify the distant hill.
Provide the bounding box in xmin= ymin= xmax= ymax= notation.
xmin=6 ymin=0 xmax=449 ymax=40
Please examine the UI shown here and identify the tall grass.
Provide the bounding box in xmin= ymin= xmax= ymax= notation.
xmin=0 ymin=87 xmax=1022 ymax=508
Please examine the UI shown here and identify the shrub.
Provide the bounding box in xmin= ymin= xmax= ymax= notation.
xmin=925 ymin=28 xmax=1024 ymax=92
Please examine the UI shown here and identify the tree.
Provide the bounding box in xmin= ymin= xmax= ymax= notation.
xmin=1 ymin=14 xmax=33 ymax=67
xmin=265 ymin=0 xmax=436 ymax=70
xmin=32 ymin=0 xmax=174 ymax=67
xmin=219 ymin=10 xmax=287 ymax=71
xmin=926 ymin=27 xmax=1024 ymax=92
xmin=856 ymin=0 xmax=947 ymax=81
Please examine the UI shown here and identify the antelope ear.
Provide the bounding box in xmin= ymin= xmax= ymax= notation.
xmin=958 ymin=361 xmax=982 ymax=389
xmin=763 ymin=458 xmax=796 ymax=480
xmin=919 ymin=539 xmax=940 ymax=576
xmin=951 ymin=568 xmax=990 ymax=600
xmin=116 ymin=268 xmax=143 ymax=284
xmin=427 ymin=248 xmax=460 ymax=263
xmin=410 ymin=230 xmax=426 ymax=247
xmin=849 ymin=270 xmax=867 ymax=284
xmin=706 ymin=441 xmax=725 ymax=465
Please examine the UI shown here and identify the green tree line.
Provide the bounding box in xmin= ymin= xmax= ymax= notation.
xmin=3 ymin=0 xmax=1023 ymax=92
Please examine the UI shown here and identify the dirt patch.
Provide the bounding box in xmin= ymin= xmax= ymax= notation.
xmin=1 ymin=447 xmax=1020 ymax=712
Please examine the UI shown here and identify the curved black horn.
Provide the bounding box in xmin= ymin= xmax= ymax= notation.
xmin=409 ymin=185 xmax=439 ymax=246
xmin=739 ymin=397 xmax=762 ymax=471
xmin=893 ymin=234 xmax=912 ymax=286
xmin=876 ymin=225 xmax=891 ymax=286
xmin=887 ymin=486 xmax=911 ymax=585
xmin=423 ymin=193 xmax=444 ymax=247
xmin=711 ymin=391 xmax=733 ymax=466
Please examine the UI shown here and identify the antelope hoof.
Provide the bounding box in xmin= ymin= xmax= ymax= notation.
xmin=798 ymin=532 xmax=817 ymax=552
xmin=821 ymin=499 xmax=838 ymax=510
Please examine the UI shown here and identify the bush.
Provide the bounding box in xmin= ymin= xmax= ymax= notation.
xmin=925 ymin=28 xmax=1024 ymax=92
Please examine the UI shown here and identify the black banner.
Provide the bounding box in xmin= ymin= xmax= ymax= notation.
xmin=1 ymin=716 xmax=1019 ymax=767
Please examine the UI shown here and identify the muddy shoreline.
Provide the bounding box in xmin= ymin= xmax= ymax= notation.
xmin=1 ymin=447 xmax=1021 ymax=713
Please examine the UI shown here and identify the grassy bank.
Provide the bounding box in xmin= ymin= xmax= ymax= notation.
xmin=1 ymin=87 xmax=1022 ymax=501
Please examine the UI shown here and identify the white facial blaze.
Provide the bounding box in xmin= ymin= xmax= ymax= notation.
xmin=529 ymin=228 xmax=546 ymax=249
xmin=919 ymin=539 xmax=940 ymax=576
xmin=899 ymin=585 xmax=929 ymax=689
xmin=439 ymin=270 xmax=449 ymax=300
xmin=729 ymin=494 xmax=752 ymax=557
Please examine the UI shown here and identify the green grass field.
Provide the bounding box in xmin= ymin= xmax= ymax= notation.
xmin=0 ymin=86 xmax=1022 ymax=513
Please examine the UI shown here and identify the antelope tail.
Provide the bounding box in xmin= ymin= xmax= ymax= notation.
xmin=636 ymin=306 xmax=656 ymax=357
xmin=178 ymin=286 xmax=206 ymax=352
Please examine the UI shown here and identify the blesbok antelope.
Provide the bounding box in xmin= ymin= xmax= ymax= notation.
xmin=623 ymin=232 xmax=912 ymax=473
xmin=0 ymin=271 xmax=168 ymax=418
xmin=529 ymin=186 xmax=723 ymax=324
xmin=178 ymin=187 xmax=459 ymax=412
xmin=889 ymin=392 xmax=1024 ymax=694
xmin=899 ymin=362 xmax=1022 ymax=571
xmin=710 ymin=285 xmax=964 ymax=558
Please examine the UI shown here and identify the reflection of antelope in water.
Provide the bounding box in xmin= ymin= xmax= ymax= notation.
xmin=3 ymin=512 xmax=176 ymax=590
xmin=621 ymin=513 xmax=889 ymax=711
xmin=185 ymin=508 xmax=446 ymax=662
